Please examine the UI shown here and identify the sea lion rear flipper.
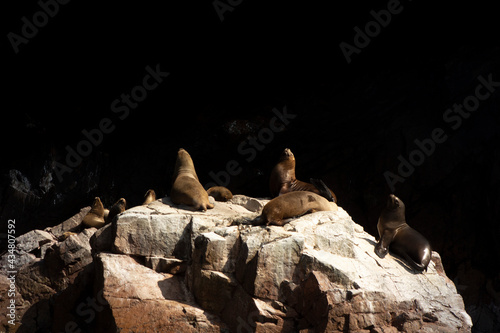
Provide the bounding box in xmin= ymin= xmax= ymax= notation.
xmin=310 ymin=178 xmax=335 ymax=202
xmin=400 ymin=253 xmax=427 ymax=272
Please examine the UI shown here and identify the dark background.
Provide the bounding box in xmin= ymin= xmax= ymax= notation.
xmin=2 ymin=1 xmax=499 ymax=331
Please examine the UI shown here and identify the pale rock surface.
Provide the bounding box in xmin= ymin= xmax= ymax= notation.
xmin=1 ymin=195 xmax=472 ymax=333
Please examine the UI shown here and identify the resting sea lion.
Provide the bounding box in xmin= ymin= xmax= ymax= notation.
xmin=83 ymin=197 xmax=106 ymax=228
xmin=256 ymin=191 xmax=338 ymax=226
xmin=142 ymin=189 xmax=156 ymax=205
xmin=375 ymin=194 xmax=432 ymax=272
xmin=207 ymin=186 xmax=233 ymax=202
xmin=106 ymin=198 xmax=126 ymax=223
xmin=171 ymin=148 xmax=214 ymax=211
xmin=269 ymin=148 xmax=337 ymax=202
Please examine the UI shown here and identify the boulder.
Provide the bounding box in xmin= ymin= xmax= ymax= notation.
xmin=4 ymin=195 xmax=472 ymax=332
xmin=94 ymin=253 xmax=227 ymax=332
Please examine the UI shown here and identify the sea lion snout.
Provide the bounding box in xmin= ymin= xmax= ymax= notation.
xmin=281 ymin=148 xmax=294 ymax=159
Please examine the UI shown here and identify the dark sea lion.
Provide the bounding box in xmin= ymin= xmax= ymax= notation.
xmin=269 ymin=148 xmax=337 ymax=202
xmin=171 ymin=148 xmax=214 ymax=211
xmin=256 ymin=191 xmax=338 ymax=226
xmin=375 ymin=194 xmax=432 ymax=272
xmin=207 ymin=186 xmax=233 ymax=202
xmin=83 ymin=197 xmax=106 ymax=228
xmin=106 ymin=198 xmax=127 ymax=223
xmin=142 ymin=189 xmax=156 ymax=205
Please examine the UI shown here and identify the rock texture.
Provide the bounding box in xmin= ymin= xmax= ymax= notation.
xmin=1 ymin=195 xmax=472 ymax=332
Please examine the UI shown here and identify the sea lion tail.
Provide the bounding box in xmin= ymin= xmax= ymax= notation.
xmin=310 ymin=178 xmax=335 ymax=202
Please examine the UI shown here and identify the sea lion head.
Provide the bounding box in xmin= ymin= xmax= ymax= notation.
xmin=386 ymin=194 xmax=404 ymax=211
xmin=174 ymin=148 xmax=196 ymax=177
xmin=280 ymin=148 xmax=295 ymax=161
xmin=92 ymin=197 xmax=103 ymax=208
xmin=116 ymin=198 xmax=127 ymax=209
xmin=90 ymin=197 xmax=105 ymax=214
xmin=143 ymin=189 xmax=156 ymax=205
xmin=380 ymin=194 xmax=406 ymax=224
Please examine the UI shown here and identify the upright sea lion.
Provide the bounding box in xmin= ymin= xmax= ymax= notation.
xmin=269 ymin=148 xmax=337 ymax=202
xmin=83 ymin=197 xmax=106 ymax=228
xmin=375 ymin=194 xmax=432 ymax=272
xmin=207 ymin=186 xmax=233 ymax=202
xmin=171 ymin=148 xmax=214 ymax=211
xmin=106 ymin=198 xmax=126 ymax=223
xmin=142 ymin=189 xmax=156 ymax=205
xmin=256 ymin=191 xmax=338 ymax=226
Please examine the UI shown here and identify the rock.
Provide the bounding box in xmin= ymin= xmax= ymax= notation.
xmin=0 ymin=229 xmax=55 ymax=275
xmin=95 ymin=253 xmax=228 ymax=332
xmin=15 ymin=229 xmax=54 ymax=254
xmin=113 ymin=196 xmax=258 ymax=260
xmin=90 ymin=222 xmax=114 ymax=255
xmin=6 ymin=195 xmax=472 ymax=332
xmin=46 ymin=206 xmax=91 ymax=238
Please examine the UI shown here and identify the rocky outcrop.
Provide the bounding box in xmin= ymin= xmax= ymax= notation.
xmin=1 ymin=195 xmax=472 ymax=332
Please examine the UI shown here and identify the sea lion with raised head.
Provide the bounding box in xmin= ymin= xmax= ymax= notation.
xmin=83 ymin=197 xmax=106 ymax=228
xmin=171 ymin=148 xmax=214 ymax=211
xmin=207 ymin=186 xmax=233 ymax=202
xmin=256 ymin=191 xmax=338 ymax=226
xmin=106 ymin=198 xmax=126 ymax=223
xmin=142 ymin=189 xmax=156 ymax=205
xmin=375 ymin=194 xmax=431 ymax=272
xmin=269 ymin=148 xmax=337 ymax=202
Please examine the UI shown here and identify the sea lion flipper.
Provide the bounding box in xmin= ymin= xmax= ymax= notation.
xmin=310 ymin=178 xmax=335 ymax=202
xmin=374 ymin=229 xmax=395 ymax=258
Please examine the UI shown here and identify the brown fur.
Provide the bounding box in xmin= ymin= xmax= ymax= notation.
xmin=375 ymin=194 xmax=432 ymax=272
xmin=106 ymin=198 xmax=126 ymax=223
xmin=207 ymin=186 xmax=233 ymax=202
xmin=142 ymin=189 xmax=156 ymax=205
xmin=171 ymin=148 xmax=214 ymax=211
xmin=83 ymin=197 xmax=106 ymax=228
xmin=269 ymin=148 xmax=337 ymax=202
xmin=258 ymin=191 xmax=338 ymax=226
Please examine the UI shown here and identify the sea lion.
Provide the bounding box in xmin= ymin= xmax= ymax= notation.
xmin=269 ymin=148 xmax=337 ymax=202
xmin=207 ymin=186 xmax=233 ymax=202
xmin=83 ymin=197 xmax=106 ymax=228
xmin=171 ymin=148 xmax=214 ymax=211
xmin=375 ymin=194 xmax=432 ymax=272
xmin=106 ymin=198 xmax=126 ymax=223
xmin=256 ymin=191 xmax=338 ymax=226
xmin=142 ymin=189 xmax=156 ymax=205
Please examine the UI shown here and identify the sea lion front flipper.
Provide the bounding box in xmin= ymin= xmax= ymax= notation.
xmin=310 ymin=178 xmax=335 ymax=202
xmin=374 ymin=228 xmax=395 ymax=258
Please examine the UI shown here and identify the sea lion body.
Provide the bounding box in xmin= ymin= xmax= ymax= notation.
xmin=259 ymin=191 xmax=338 ymax=226
xmin=269 ymin=148 xmax=337 ymax=202
xmin=142 ymin=189 xmax=156 ymax=205
xmin=207 ymin=186 xmax=233 ymax=202
xmin=106 ymin=198 xmax=126 ymax=223
xmin=171 ymin=148 xmax=214 ymax=211
xmin=83 ymin=197 xmax=106 ymax=228
xmin=375 ymin=194 xmax=431 ymax=272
